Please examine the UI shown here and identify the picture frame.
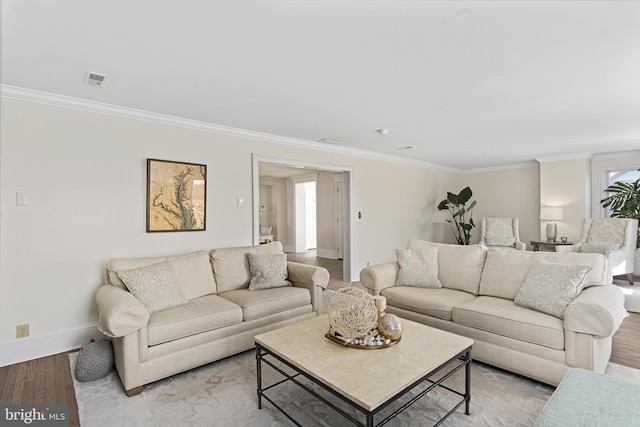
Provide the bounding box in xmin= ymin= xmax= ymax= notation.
xmin=146 ymin=158 xmax=207 ymax=232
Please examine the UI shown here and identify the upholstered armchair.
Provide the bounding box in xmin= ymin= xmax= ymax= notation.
xmin=479 ymin=217 xmax=526 ymax=250
xmin=555 ymin=218 xmax=638 ymax=285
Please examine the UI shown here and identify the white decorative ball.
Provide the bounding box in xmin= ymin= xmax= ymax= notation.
xmin=327 ymin=287 xmax=378 ymax=339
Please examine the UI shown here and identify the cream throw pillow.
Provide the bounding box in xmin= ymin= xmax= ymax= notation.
xmin=514 ymin=261 xmax=592 ymax=319
xmin=117 ymin=261 xmax=188 ymax=314
xmin=395 ymin=247 xmax=442 ymax=288
xmin=248 ymin=253 xmax=291 ymax=291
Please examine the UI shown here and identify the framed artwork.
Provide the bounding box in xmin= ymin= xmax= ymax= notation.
xmin=146 ymin=158 xmax=207 ymax=232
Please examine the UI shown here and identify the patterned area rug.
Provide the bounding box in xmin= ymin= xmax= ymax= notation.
xmin=69 ymin=346 xmax=640 ymax=426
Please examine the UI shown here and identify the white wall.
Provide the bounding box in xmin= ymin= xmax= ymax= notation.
xmin=316 ymin=172 xmax=339 ymax=258
xmin=465 ymin=166 xmax=540 ymax=247
xmin=539 ymin=158 xmax=590 ymax=242
xmin=0 ymin=98 xmax=459 ymax=363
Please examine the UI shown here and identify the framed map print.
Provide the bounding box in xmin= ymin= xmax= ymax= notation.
xmin=146 ymin=158 xmax=206 ymax=232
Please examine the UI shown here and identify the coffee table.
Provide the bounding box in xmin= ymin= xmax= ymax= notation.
xmin=254 ymin=314 xmax=473 ymax=427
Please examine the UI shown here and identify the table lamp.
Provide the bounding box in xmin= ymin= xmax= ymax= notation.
xmin=540 ymin=207 xmax=563 ymax=242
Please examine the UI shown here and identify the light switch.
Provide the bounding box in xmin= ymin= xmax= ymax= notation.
xmin=16 ymin=192 xmax=29 ymax=206
xmin=237 ymin=197 xmax=244 ymax=208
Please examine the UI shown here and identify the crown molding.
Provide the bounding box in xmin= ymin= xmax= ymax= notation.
xmin=1 ymin=84 xmax=461 ymax=172
xmin=460 ymin=160 xmax=540 ymax=174
xmin=536 ymin=152 xmax=594 ymax=163
xmin=592 ymin=150 xmax=640 ymax=161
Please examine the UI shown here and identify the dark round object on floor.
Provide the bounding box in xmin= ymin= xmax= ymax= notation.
xmin=75 ymin=339 xmax=114 ymax=382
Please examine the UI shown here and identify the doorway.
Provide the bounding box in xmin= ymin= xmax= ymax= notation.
xmin=252 ymin=155 xmax=354 ymax=282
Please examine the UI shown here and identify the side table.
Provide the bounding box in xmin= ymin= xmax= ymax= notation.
xmin=530 ymin=241 xmax=573 ymax=252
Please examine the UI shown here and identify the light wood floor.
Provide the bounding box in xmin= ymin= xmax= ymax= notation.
xmin=1 ymin=252 xmax=638 ymax=425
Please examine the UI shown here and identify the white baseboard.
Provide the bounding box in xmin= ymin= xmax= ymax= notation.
xmin=0 ymin=323 xmax=103 ymax=367
xmin=317 ymin=249 xmax=338 ymax=259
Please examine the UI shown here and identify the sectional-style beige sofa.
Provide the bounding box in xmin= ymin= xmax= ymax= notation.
xmin=360 ymin=239 xmax=629 ymax=386
xmin=96 ymin=242 xmax=329 ymax=396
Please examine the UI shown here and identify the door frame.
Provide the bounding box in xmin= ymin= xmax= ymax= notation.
xmin=252 ymin=154 xmax=355 ymax=282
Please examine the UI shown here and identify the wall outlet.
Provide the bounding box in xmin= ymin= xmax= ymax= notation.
xmin=16 ymin=324 xmax=29 ymax=338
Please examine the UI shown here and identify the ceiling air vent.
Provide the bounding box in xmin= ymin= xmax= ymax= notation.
xmin=84 ymin=71 xmax=108 ymax=87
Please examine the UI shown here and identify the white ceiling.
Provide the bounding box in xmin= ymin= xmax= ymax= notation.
xmin=2 ymin=1 xmax=639 ymax=170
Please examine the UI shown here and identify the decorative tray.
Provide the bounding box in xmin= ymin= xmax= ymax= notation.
xmin=324 ymin=333 xmax=400 ymax=350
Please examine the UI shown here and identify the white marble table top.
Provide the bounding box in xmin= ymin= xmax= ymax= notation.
xmin=254 ymin=314 xmax=473 ymax=411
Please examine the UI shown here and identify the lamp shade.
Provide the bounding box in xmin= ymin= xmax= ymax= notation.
xmin=540 ymin=207 xmax=563 ymax=221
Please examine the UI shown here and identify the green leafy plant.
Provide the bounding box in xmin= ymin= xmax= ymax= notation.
xmin=601 ymin=169 xmax=640 ymax=249
xmin=437 ymin=186 xmax=477 ymax=245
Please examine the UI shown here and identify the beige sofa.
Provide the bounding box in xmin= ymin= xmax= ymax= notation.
xmin=360 ymin=240 xmax=628 ymax=386
xmin=96 ymin=242 xmax=329 ymax=396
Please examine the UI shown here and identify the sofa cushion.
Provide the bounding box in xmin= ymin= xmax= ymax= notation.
xmin=210 ymin=242 xmax=284 ymax=293
xmin=514 ymin=261 xmax=592 ymax=319
xmin=248 ymin=253 xmax=292 ymax=291
xmin=395 ymin=247 xmax=442 ymax=288
xmin=219 ymin=286 xmax=311 ymax=321
xmin=407 ymin=240 xmax=487 ymax=295
xmin=168 ymin=251 xmax=217 ymax=299
xmin=479 ymin=250 xmax=610 ymax=300
xmin=147 ymin=294 xmax=243 ymax=346
xmin=117 ymin=261 xmax=188 ymax=314
xmin=382 ymin=287 xmax=476 ymax=321
xmin=107 ymin=250 xmax=216 ymax=299
xmin=453 ymin=296 xmax=565 ymax=350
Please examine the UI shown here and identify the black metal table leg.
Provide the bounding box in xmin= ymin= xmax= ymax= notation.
xmin=465 ymin=350 xmax=471 ymax=415
xmin=256 ymin=346 xmax=263 ymax=409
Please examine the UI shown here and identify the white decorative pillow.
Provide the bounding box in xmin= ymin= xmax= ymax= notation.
xmin=580 ymin=242 xmax=620 ymax=254
xmin=395 ymin=247 xmax=442 ymax=288
xmin=514 ymin=261 xmax=592 ymax=319
xmin=117 ymin=261 xmax=188 ymax=314
xmin=248 ymin=253 xmax=291 ymax=291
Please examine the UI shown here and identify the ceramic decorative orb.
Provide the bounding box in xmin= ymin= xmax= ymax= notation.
xmin=378 ymin=313 xmax=403 ymax=340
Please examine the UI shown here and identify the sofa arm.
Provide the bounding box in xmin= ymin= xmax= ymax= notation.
xmin=96 ymin=285 xmax=150 ymax=338
xmin=287 ymin=261 xmax=329 ymax=315
xmin=564 ymin=285 xmax=629 ymax=338
xmin=360 ymin=262 xmax=399 ymax=296
xmin=287 ymin=262 xmax=329 ymax=289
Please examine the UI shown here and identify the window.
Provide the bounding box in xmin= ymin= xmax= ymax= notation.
xmin=602 ymin=167 xmax=640 ymax=217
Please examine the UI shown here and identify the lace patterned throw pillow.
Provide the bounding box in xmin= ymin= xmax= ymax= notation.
xmin=117 ymin=261 xmax=188 ymax=314
xmin=514 ymin=261 xmax=592 ymax=319
xmin=248 ymin=253 xmax=291 ymax=291
xmin=395 ymin=247 xmax=442 ymax=288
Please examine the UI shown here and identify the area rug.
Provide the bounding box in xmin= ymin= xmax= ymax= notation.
xmin=613 ymin=278 xmax=640 ymax=313
xmin=69 ymin=349 xmax=640 ymax=427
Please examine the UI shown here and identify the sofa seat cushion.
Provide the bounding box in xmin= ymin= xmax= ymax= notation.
xmin=452 ymin=296 xmax=565 ymax=350
xmin=220 ymin=286 xmax=311 ymax=321
xmin=147 ymin=294 xmax=242 ymax=346
xmin=381 ymin=287 xmax=476 ymax=321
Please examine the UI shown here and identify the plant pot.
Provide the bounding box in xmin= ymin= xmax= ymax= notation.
xmin=635 ymin=248 xmax=640 ymax=276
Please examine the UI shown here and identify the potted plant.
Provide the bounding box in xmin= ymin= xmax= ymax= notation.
xmin=601 ymin=169 xmax=640 ymax=274
xmin=437 ymin=186 xmax=477 ymax=245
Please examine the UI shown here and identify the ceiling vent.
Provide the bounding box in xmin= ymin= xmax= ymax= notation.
xmin=84 ymin=71 xmax=108 ymax=87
